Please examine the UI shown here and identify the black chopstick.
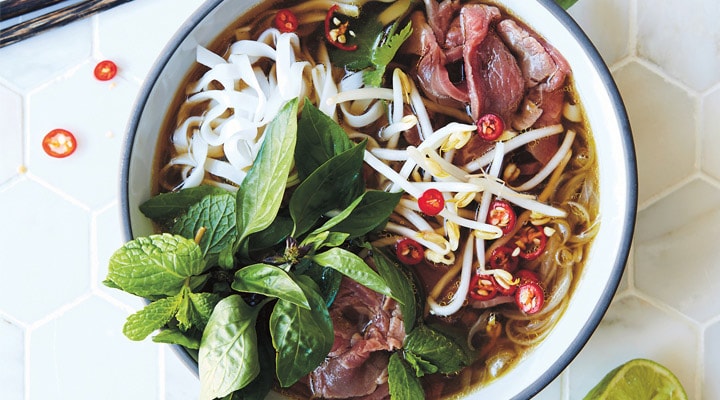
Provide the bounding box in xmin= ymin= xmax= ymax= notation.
xmin=0 ymin=0 xmax=67 ymax=21
xmin=0 ymin=0 xmax=135 ymax=49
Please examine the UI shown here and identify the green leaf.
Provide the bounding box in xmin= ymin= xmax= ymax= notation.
xmin=123 ymin=295 xmax=182 ymax=341
xmin=554 ymin=0 xmax=580 ymax=9
xmin=199 ymin=295 xmax=262 ymax=400
xmin=404 ymin=351 xmax=438 ymax=376
xmin=371 ymin=247 xmax=417 ymax=332
xmin=232 ymin=264 xmax=310 ymax=309
xmin=303 ymin=191 xmax=365 ymax=239
xmin=172 ymin=193 xmax=237 ymax=261
xmin=364 ymin=22 xmax=413 ymax=87
xmin=139 ymin=185 xmax=229 ymax=221
xmin=299 ymin=263 xmax=342 ymax=307
xmin=107 ymin=234 xmax=205 ymax=297
xmin=235 ymin=98 xmax=299 ymax=249
xmin=270 ymin=276 xmax=333 ymax=387
xmin=388 ymin=352 xmax=426 ymax=400
xmin=296 ymin=100 xmax=354 ymax=180
xmin=289 ymin=140 xmax=366 ymax=237
xmin=403 ymin=325 xmax=468 ymax=374
xmin=311 ymin=248 xmax=394 ymax=300
xmin=231 ymin=331 xmax=275 ymax=400
xmin=176 ymin=290 xmax=220 ymax=332
xmin=331 ymin=190 xmax=402 ymax=238
xmin=248 ymin=214 xmax=293 ymax=251
xmin=152 ymin=328 xmax=201 ymax=350
xmin=327 ymin=5 xmax=385 ymax=71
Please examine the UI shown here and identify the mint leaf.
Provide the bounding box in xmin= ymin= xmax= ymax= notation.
xmin=232 ymin=264 xmax=310 ymax=309
xmin=364 ymin=22 xmax=413 ymax=87
xmin=176 ymin=290 xmax=220 ymax=331
xmin=235 ymin=98 xmax=299 ymax=250
xmin=296 ymin=100 xmax=354 ymax=180
xmin=153 ymin=328 xmax=201 ymax=349
xmin=270 ymin=276 xmax=333 ymax=387
xmin=199 ymin=295 xmax=262 ymax=400
xmin=404 ymin=351 xmax=438 ymax=376
xmin=172 ymin=192 xmax=237 ymax=260
xmin=139 ymin=185 xmax=229 ymax=221
xmin=388 ymin=352 xmax=425 ymax=400
xmin=107 ymin=233 xmax=205 ymax=297
xmin=404 ymin=325 xmax=468 ymax=374
xmin=123 ymin=295 xmax=182 ymax=341
xmin=327 ymin=10 xmax=384 ymax=70
xmin=311 ymin=247 xmax=394 ymax=300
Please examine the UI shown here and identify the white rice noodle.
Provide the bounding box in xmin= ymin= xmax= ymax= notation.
xmin=464 ymin=124 xmax=564 ymax=172
xmin=338 ymin=100 xmax=386 ymax=128
xmin=428 ymin=235 xmax=475 ymax=316
xmin=511 ymin=130 xmax=576 ymax=192
xmin=171 ymin=29 xmax=313 ymax=189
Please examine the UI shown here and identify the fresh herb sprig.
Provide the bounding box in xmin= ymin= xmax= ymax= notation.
xmin=105 ymin=98 xmax=405 ymax=400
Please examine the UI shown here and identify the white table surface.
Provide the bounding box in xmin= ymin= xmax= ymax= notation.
xmin=1 ymin=0 xmax=718 ymax=399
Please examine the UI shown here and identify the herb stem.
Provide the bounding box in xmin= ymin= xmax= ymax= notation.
xmin=194 ymin=226 xmax=207 ymax=244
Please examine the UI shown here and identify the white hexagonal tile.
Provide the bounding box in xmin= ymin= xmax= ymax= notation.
xmin=635 ymin=178 xmax=720 ymax=243
xmin=26 ymin=61 xmax=138 ymax=209
xmin=0 ymin=20 xmax=92 ymax=90
xmin=613 ymin=62 xmax=697 ymax=205
xmin=635 ymin=191 xmax=720 ymax=323
xmin=0 ymin=315 xmax=24 ymax=400
xmin=0 ymin=84 xmax=23 ymax=186
xmin=705 ymin=320 xmax=720 ymax=399
xmin=568 ymin=295 xmax=697 ymax=399
xmin=567 ymin=0 xmax=631 ymax=66
xmin=701 ymin=87 xmax=720 ymax=181
xmin=97 ymin=0 xmax=202 ymax=83
xmin=0 ymin=178 xmax=90 ymax=323
xmin=28 ymin=296 xmax=159 ymax=399
xmin=94 ymin=202 xmax=147 ymax=308
xmin=637 ymin=0 xmax=720 ymax=92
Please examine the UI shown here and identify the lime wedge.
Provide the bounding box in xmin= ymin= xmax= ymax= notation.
xmin=583 ymin=358 xmax=688 ymax=400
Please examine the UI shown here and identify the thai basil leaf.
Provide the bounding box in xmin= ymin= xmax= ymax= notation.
xmin=289 ymin=141 xmax=366 ymax=237
xmin=139 ymin=185 xmax=229 ymax=221
xmin=296 ymin=100 xmax=354 ymax=180
xmin=403 ymin=325 xmax=468 ymax=374
xmin=122 ymin=294 xmax=182 ymax=341
xmin=248 ymin=214 xmax=293 ymax=251
xmin=311 ymin=247 xmax=394 ymax=300
xmin=303 ymin=194 xmax=364 ymax=238
xmin=232 ymin=264 xmax=310 ymax=309
xmin=388 ymin=352 xmax=425 ymax=400
xmin=270 ymin=276 xmax=333 ymax=387
xmin=235 ymin=98 xmax=299 ymax=249
xmin=231 ymin=331 xmax=275 ymax=400
xmin=172 ymin=192 xmax=237 ymax=260
xmin=107 ymin=233 xmax=205 ymax=297
xmin=299 ymin=263 xmax=342 ymax=307
xmin=199 ymin=295 xmax=262 ymax=400
xmin=152 ymin=328 xmax=201 ymax=350
xmin=371 ymin=247 xmax=417 ymax=332
xmin=332 ymin=190 xmax=402 ymax=238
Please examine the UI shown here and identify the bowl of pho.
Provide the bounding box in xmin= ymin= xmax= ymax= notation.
xmin=113 ymin=0 xmax=637 ymax=398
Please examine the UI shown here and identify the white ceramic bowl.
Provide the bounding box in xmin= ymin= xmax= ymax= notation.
xmin=121 ymin=0 xmax=637 ymax=398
